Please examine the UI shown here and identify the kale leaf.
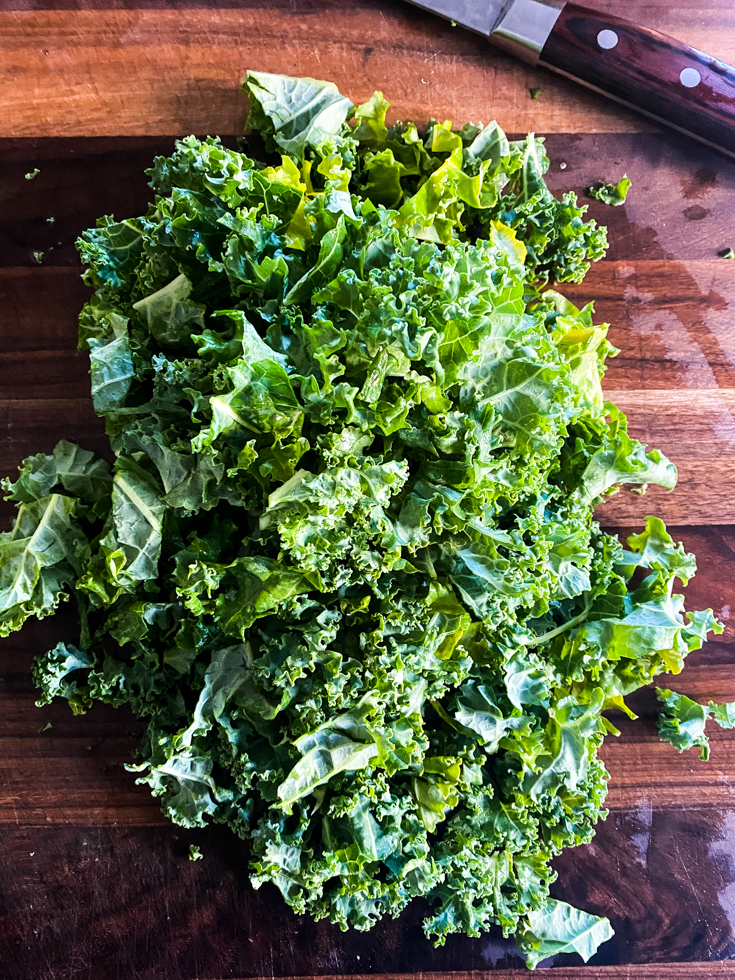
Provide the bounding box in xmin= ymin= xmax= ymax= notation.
xmin=657 ymin=688 xmax=732 ymax=761
xmin=589 ymin=174 xmax=631 ymax=207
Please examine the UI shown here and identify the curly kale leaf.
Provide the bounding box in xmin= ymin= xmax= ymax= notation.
xmin=657 ymin=688 xmax=732 ymax=761
xmin=589 ymin=174 xmax=631 ymax=206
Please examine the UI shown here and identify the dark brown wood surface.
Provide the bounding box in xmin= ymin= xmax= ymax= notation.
xmin=2 ymin=3 xmax=735 ymax=978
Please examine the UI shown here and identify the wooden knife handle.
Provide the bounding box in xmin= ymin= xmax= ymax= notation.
xmin=539 ymin=4 xmax=735 ymax=157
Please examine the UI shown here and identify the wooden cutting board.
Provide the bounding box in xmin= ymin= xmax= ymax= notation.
xmin=1 ymin=1 xmax=735 ymax=977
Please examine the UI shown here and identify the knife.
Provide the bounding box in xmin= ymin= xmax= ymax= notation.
xmin=403 ymin=0 xmax=735 ymax=158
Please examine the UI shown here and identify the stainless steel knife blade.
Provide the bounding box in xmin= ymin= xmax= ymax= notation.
xmin=402 ymin=0 xmax=506 ymax=38
xmin=404 ymin=0 xmax=566 ymax=62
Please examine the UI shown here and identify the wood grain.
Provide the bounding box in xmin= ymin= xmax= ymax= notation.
xmin=563 ymin=263 xmax=735 ymax=392
xmin=206 ymin=971 xmax=735 ymax=980
xmin=2 ymin=813 xmax=735 ymax=977
xmin=4 ymin=308 xmax=735 ymax=526
xmin=4 ymin=658 xmax=735 ymax=822
xmin=0 ymin=1 xmax=734 ymax=139
xmin=204 ymin=969 xmax=735 ymax=979
xmin=0 ymin=0 xmax=732 ymax=141
xmin=8 ymin=345 xmax=735 ymax=525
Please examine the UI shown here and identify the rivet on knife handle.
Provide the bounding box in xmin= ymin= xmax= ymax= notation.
xmin=491 ymin=0 xmax=735 ymax=158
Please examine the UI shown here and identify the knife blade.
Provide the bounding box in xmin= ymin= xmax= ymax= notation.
xmin=404 ymin=0 xmax=735 ymax=159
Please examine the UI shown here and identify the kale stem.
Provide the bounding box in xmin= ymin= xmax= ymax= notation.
xmin=75 ymin=590 xmax=92 ymax=650
xmin=521 ymin=596 xmax=592 ymax=648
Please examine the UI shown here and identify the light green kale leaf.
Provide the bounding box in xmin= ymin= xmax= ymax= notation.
xmin=589 ymin=174 xmax=631 ymax=206
xmin=244 ymin=71 xmax=354 ymax=157
xmin=0 ymin=495 xmax=89 ymax=636
xmin=657 ymin=688 xmax=733 ymax=761
xmin=520 ymin=898 xmax=614 ymax=969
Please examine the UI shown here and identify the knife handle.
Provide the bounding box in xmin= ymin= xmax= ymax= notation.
xmin=538 ymin=4 xmax=735 ymax=157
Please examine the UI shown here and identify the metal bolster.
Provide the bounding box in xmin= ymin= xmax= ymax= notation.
xmin=490 ymin=0 xmax=566 ymax=64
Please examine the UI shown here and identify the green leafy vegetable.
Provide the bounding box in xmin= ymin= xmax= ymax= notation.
xmin=657 ymin=688 xmax=732 ymax=761
xmin=1 ymin=72 xmax=720 ymax=969
xmin=0 ymin=494 xmax=90 ymax=637
xmin=589 ymin=175 xmax=631 ymax=206
xmin=520 ymin=899 xmax=615 ymax=968
xmin=246 ymin=71 xmax=354 ymax=157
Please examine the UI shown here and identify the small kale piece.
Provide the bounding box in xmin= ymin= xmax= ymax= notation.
xmin=519 ymin=899 xmax=614 ymax=969
xmin=657 ymin=688 xmax=732 ymax=761
xmin=589 ymin=174 xmax=631 ymax=206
